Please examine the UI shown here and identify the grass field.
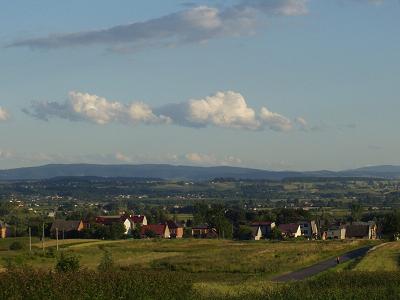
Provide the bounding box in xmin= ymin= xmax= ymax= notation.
xmin=354 ymin=242 xmax=400 ymax=272
xmin=0 ymin=238 xmax=390 ymax=299
xmin=1 ymin=238 xmax=377 ymax=279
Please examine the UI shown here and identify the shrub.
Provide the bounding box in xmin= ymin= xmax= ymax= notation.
xmin=9 ymin=241 xmax=24 ymax=251
xmin=144 ymin=229 xmax=156 ymax=238
xmin=238 ymin=225 xmax=253 ymax=240
xmin=97 ymin=250 xmax=114 ymax=271
xmin=55 ymin=252 xmax=80 ymax=272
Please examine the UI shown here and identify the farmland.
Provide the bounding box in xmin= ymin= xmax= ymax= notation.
xmin=0 ymin=238 xmax=399 ymax=299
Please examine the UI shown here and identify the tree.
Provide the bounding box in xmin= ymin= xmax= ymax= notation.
xmin=55 ymin=252 xmax=80 ymax=272
xmin=238 ymin=225 xmax=253 ymax=240
xmin=271 ymin=227 xmax=282 ymax=240
xmin=109 ymin=223 xmax=126 ymax=240
xmin=131 ymin=224 xmax=142 ymax=239
xmin=350 ymin=203 xmax=363 ymax=222
xmin=144 ymin=229 xmax=156 ymax=238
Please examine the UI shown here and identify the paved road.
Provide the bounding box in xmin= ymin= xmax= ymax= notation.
xmin=272 ymin=245 xmax=372 ymax=282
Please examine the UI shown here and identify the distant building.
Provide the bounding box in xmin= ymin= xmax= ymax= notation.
xmin=50 ymin=220 xmax=84 ymax=238
xmin=191 ymin=225 xmax=218 ymax=239
xmin=0 ymin=221 xmax=11 ymax=239
xmin=278 ymin=223 xmax=302 ymax=238
xmin=327 ymin=226 xmax=346 ymax=240
xmin=298 ymin=221 xmax=318 ymax=239
xmin=129 ymin=215 xmax=148 ymax=229
xmin=251 ymin=225 xmax=263 ymax=241
xmin=96 ymin=216 xmax=132 ymax=234
xmin=166 ymin=220 xmax=184 ymax=238
xmin=346 ymin=222 xmax=377 ymax=239
xmin=250 ymin=221 xmax=275 ymax=238
xmin=140 ymin=224 xmax=170 ymax=239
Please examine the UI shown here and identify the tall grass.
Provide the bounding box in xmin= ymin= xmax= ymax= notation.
xmin=1 ymin=269 xmax=399 ymax=299
xmin=194 ymin=272 xmax=400 ymax=300
xmin=0 ymin=268 xmax=192 ymax=300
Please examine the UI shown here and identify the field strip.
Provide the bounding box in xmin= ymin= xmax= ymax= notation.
xmin=68 ymin=240 xmax=123 ymax=248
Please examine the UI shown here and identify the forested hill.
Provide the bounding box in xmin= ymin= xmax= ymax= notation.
xmin=0 ymin=163 xmax=400 ymax=181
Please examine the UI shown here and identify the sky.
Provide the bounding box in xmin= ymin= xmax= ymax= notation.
xmin=0 ymin=0 xmax=399 ymax=171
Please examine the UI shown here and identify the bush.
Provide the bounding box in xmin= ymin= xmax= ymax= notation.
xmin=97 ymin=250 xmax=114 ymax=271
xmin=9 ymin=241 xmax=24 ymax=251
xmin=238 ymin=225 xmax=253 ymax=240
xmin=144 ymin=229 xmax=156 ymax=238
xmin=55 ymin=252 xmax=80 ymax=272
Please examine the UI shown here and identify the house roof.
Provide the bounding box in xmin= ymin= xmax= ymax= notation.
xmin=166 ymin=220 xmax=181 ymax=229
xmin=346 ymin=225 xmax=370 ymax=238
xmin=141 ymin=224 xmax=167 ymax=236
xmin=96 ymin=216 xmax=127 ymax=225
xmin=278 ymin=223 xmax=300 ymax=234
xmin=50 ymin=220 xmax=82 ymax=232
xmin=192 ymin=224 xmax=209 ymax=230
xmin=130 ymin=215 xmax=146 ymax=223
xmin=251 ymin=226 xmax=262 ymax=237
xmin=251 ymin=221 xmax=274 ymax=226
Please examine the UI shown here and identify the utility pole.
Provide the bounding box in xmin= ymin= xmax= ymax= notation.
xmin=56 ymin=228 xmax=59 ymax=251
xmin=42 ymin=222 xmax=45 ymax=252
xmin=29 ymin=227 xmax=32 ymax=252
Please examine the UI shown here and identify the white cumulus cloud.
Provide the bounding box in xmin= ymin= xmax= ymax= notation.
xmin=187 ymin=91 xmax=260 ymax=130
xmin=23 ymin=90 xmax=305 ymax=132
xmin=259 ymin=107 xmax=293 ymax=132
xmin=24 ymin=91 xmax=170 ymax=126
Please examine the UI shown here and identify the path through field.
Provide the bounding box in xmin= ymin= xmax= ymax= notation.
xmin=272 ymin=245 xmax=373 ymax=282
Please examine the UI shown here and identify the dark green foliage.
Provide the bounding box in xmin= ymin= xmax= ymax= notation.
xmin=271 ymin=227 xmax=282 ymax=240
xmin=350 ymin=203 xmax=363 ymax=222
xmin=382 ymin=210 xmax=400 ymax=236
xmin=183 ymin=228 xmax=192 ymax=238
xmin=144 ymin=229 xmax=156 ymax=238
xmin=0 ymin=268 xmax=193 ymax=300
xmin=9 ymin=241 xmax=24 ymax=250
xmin=238 ymin=225 xmax=253 ymax=240
xmin=131 ymin=225 xmax=142 ymax=239
xmin=81 ymin=223 xmax=126 ymax=240
xmin=97 ymin=250 xmax=114 ymax=271
xmin=55 ymin=252 xmax=80 ymax=273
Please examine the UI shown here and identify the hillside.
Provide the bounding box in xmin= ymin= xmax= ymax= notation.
xmin=0 ymin=163 xmax=400 ymax=181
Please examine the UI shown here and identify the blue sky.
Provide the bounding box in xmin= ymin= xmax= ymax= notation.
xmin=0 ymin=0 xmax=399 ymax=171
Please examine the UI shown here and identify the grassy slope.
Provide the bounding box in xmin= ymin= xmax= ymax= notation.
xmin=354 ymin=242 xmax=400 ymax=272
xmin=0 ymin=238 xmax=387 ymax=299
xmin=1 ymin=238 xmax=376 ymax=280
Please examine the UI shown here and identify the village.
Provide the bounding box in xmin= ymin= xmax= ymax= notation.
xmin=1 ymin=212 xmax=379 ymax=242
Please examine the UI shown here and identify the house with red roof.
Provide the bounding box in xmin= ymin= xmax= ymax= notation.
xmin=140 ymin=224 xmax=170 ymax=239
xmin=128 ymin=215 xmax=148 ymax=229
xmin=278 ymin=223 xmax=302 ymax=238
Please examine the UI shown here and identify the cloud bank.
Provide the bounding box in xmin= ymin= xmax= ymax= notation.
xmin=0 ymin=107 xmax=10 ymax=121
xmin=23 ymin=91 xmax=304 ymax=132
xmin=8 ymin=0 xmax=308 ymax=52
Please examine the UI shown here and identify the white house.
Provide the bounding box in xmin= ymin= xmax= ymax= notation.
xmin=251 ymin=226 xmax=263 ymax=240
xmin=327 ymin=226 xmax=346 ymax=240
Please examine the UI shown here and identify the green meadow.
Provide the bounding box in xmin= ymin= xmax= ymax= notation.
xmin=0 ymin=237 xmax=385 ymax=299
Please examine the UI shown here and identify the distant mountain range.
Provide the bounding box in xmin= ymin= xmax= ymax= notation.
xmin=1 ymin=164 xmax=400 ymax=181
